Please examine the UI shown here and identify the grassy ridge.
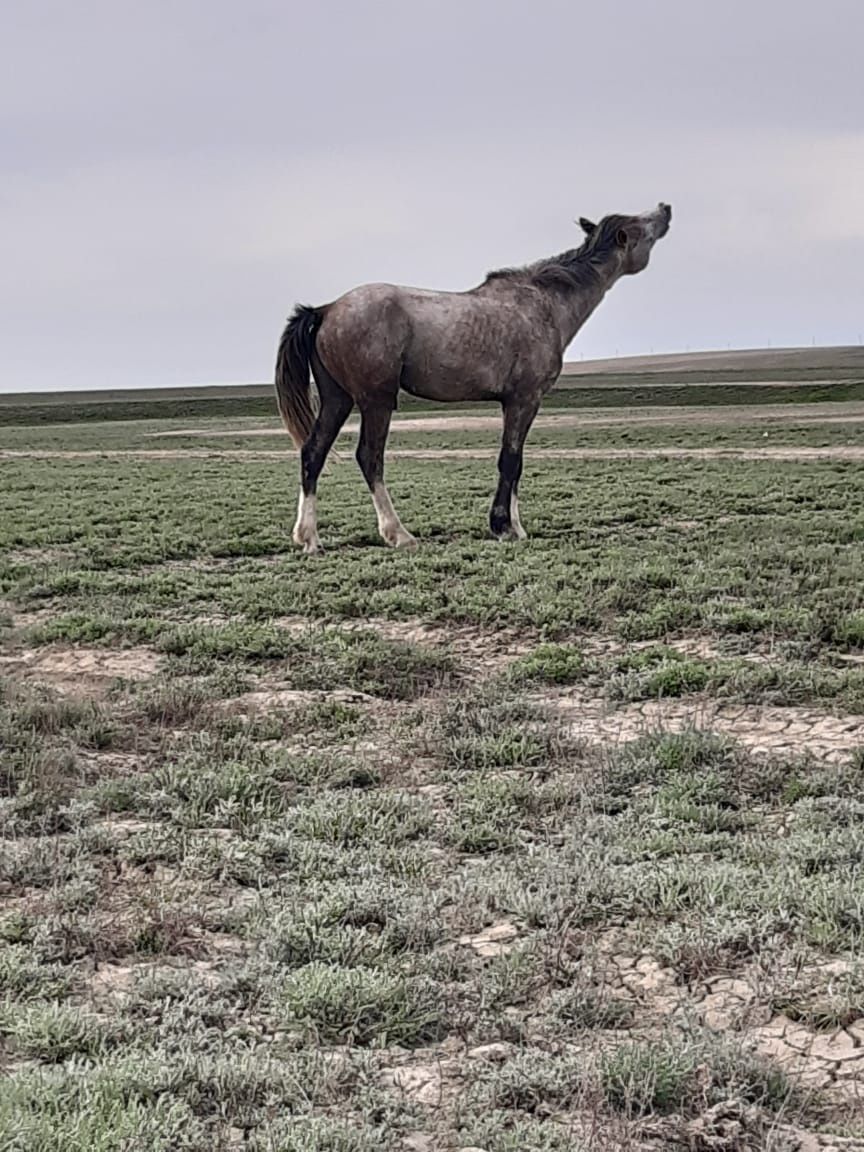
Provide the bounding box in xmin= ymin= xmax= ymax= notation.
xmin=3 ymin=381 xmax=864 ymax=426
xmin=3 ymin=344 xmax=863 ymax=425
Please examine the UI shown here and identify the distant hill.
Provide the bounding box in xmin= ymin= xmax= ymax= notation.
xmin=1 ymin=346 xmax=862 ymax=424
xmin=562 ymin=345 xmax=864 ymax=379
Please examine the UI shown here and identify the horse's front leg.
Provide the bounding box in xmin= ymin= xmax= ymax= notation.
xmin=490 ymin=396 xmax=542 ymax=541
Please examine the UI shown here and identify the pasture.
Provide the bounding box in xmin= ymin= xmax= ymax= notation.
xmin=2 ymin=368 xmax=864 ymax=1150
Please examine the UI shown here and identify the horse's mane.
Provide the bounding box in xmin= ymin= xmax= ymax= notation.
xmin=482 ymin=215 xmax=627 ymax=291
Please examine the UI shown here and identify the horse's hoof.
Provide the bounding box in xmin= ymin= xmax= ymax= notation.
xmin=494 ymin=527 xmax=527 ymax=543
xmin=294 ymin=534 xmax=323 ymax=555
xmin=381 ymin=522 xmax=418 ymax=550
xmin=391 ymin=533 xmax=418 ymax=551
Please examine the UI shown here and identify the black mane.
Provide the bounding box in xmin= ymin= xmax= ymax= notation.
xmin=483 ymin=215 xmax=627 ymax=291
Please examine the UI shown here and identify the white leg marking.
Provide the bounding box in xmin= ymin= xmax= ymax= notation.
xmin=372 ymin=482 xmax=417 ymax=550
xmin=510 ymin=491 xmax=527 ymax=540
xmin=292 ymin=490 xmax=322 ymax=554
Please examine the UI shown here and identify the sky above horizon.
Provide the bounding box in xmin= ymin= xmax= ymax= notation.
xmin=2 ymin=0 xmax=863 ymax=393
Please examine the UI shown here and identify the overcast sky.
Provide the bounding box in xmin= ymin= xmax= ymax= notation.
xmin=2 ymin=1 xmax=863 ymax=393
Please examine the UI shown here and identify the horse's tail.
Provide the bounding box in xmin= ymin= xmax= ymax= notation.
xmin=274 ymin=305 xmax=323 ymax=448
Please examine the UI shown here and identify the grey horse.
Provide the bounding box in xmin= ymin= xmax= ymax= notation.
xmin=275 ymin=203 xmax=672 ymax=552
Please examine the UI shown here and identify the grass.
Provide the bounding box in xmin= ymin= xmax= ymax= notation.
xmin=1 ymin=400 xmax=863 ymax=1148
xmin=508 ymin=642 xmax=590 ymax=685
xmin=0 ymin=1001 xmax=118 ymax=1062
xmin=596 ymin=1034 xmax=794 ymax=1118
xmin=424 ymin=690 xmax=567 ymax=772
xmin=4 ymin=450 xmax=864 ymax=654
xmin=604 ymin=645 xmax=864 ymax=711
xmin=1 ymin=344 xmax=862 ymax=426
xmin=770 ymin=964 xmax=864 ymax=1031
xmin=279 ymin=962 xmax=444 ymax=1047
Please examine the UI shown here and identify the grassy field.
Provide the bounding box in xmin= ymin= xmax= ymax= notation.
xmin=1 ymin=384 xmax=864 ymax=1150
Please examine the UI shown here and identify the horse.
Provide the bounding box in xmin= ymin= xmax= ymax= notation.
xmin=275 ymin=203 xmax=672 ymax=553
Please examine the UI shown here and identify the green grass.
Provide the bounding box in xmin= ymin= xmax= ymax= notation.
xmin=279 ymin=962 xmax=444 ymax=1046
xmin=1 ymin=355 xmax=862 ymax=426
xmin=425 ymin=690 xmax=567 ymax=772
xmin=596 ymin=1034 xmax=794 ymax=1118
xmin=508 ymin=642 xmax=590 ymax=685
xmin=604 ymin=646 xmax=864 ymax=711
xmin=4 ymin=449 xmax=864 ymax=656
xmin=1 ymin=403 xmax=863 ymax=1148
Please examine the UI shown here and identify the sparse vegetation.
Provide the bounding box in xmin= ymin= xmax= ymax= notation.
xmin=1 ymin=394 xmax=863 ymax=1148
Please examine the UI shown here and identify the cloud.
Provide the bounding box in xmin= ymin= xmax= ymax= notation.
xmin=1 ymin=1 xmax=863 ymax=391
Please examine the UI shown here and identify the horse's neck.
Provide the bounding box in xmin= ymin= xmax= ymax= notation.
xmin=547 ymin=276 xmax=617 ymax=352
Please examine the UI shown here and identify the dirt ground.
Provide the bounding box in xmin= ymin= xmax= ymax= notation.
xmin=147 ymin=401 xmax=864 ymax=438
xmin=5 ymin=445 xmax=864 ymax=462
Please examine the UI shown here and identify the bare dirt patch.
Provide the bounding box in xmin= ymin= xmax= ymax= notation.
xmin=6 ymin=546 xmax=78 ymax=567
xmin=549 ymin=691 xmax=864 ymax=763
xmin=148 ymin=400 xmax=864 ymax=439
xmin=750 ymin=1014 xmax=864 ymax=1100
xmin=228 ymin=686 xmax=382 ymax=712
xmin=270 ymin=614 xmax=531 ymax=675
xmin=0 ymin=645 xmax=162 ymax=695
xmin=7 ymin=444 xmax=864 ymax=462
xmin=213 ymin=617 xmax=861 ymax=765
xmin=458 ymin=922 xmax=520 ymax=958
xmin=582 ymin=634 xmax=774 ymax=665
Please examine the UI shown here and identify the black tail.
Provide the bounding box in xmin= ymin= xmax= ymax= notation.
xmin=274 ymin=305 xmax=322 ymax=448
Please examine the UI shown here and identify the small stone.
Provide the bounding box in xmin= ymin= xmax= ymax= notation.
xmin=90 ymin=964 xmax=136 ymax=997
xmin=468 ymin=1042 xmax=512 ymax=1062
xmin=459 ymin=922 xmax=518 ymax=957
xmin=403 ymin=1135 xmax=435 ymax=1152
xmin=775 ymin=1129 xmax=820 ymax=1152
xmin=809 ymin=959 xmax=852 ymax=977
xmin=385 ymin=1065 xmax=443 ymax=1106
xmin=612 ymin=954 xmax=635 ymax=970
xmin=702 ymin=1001 xmax=735 ymax=1032
xmin=624 ymin=958 xmax=671 ymax=993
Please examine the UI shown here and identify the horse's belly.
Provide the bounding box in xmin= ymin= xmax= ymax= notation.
xmin=400 ymin=365 xmax=501 ymax=403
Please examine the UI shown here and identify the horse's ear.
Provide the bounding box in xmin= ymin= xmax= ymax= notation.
xmin=578 ymin=217 xmax=597 ymax=235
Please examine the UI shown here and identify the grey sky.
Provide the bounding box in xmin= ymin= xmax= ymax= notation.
xmin=2 ymin=0 xmax=862 ymax=392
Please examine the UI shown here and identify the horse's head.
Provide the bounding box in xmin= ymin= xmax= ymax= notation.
xmin=578 ymin=203 xmax=672 ymax=276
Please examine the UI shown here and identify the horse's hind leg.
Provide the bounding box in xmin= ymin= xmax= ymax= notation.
xmin=293 ymin=369 xmax=353 ymax=554
xmin=356 ymin=401 xmax=417 ymax=550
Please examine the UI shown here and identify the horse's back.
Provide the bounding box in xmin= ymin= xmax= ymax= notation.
xmin=317 ymin=280 xmax=553 ymax=403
